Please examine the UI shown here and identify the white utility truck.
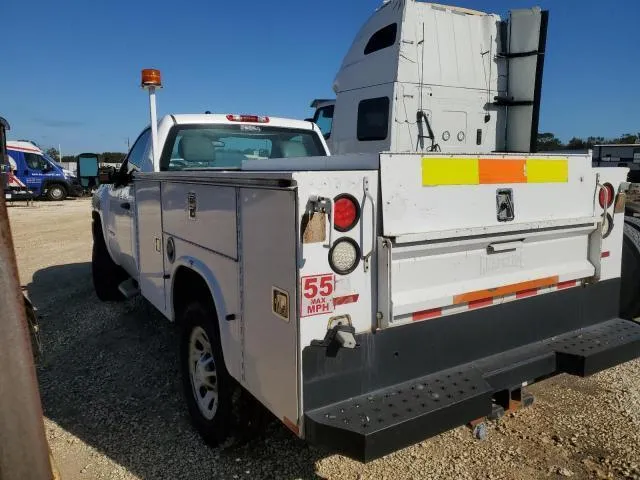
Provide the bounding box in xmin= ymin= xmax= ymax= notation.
xmin=90 ymin=1 xmax=640 ymax=463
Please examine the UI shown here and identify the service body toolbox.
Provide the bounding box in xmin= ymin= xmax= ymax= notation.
xmin=133 ymin=150 xmax=639 ymax=462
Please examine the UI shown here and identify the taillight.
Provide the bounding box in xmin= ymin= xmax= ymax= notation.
xmin=226 ymin=114 xmax=270 ymax=123
xmin=333 ymin=194 xmax=360 ymax=232
xmin=599 ymin=183 xmax=615 ymax=208
xmin=329 ymin=237 xmax=361 ymax=275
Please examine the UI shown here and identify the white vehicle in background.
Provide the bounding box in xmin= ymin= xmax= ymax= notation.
xmin=89 ymin=1 xmax=640 ymax=463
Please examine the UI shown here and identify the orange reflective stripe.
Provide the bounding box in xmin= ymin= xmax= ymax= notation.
xmin=479 ymin=159 xmax=526 ymax=184
xmin=453 ymin=276 xmax=559 ymax=305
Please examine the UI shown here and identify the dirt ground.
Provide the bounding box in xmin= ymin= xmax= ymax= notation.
xmin=7 ymin=199 xmax=640 ymax=480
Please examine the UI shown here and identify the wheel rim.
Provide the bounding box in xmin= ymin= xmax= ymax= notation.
xmin=50 ymin=187 xmax=63 ymax=200
xmin=188 ymin=326 xmax=218 ymax=420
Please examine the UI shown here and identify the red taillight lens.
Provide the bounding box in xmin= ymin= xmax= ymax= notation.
xmin=226 ymin=114 xmax=270 ymax=123
xmin=599 ymin=183 xmax=615 ymax=208
xmin=334 ymin=194 xmax=360 ymax=232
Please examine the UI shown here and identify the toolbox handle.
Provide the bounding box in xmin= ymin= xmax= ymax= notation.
xmin=362 ymin=177 xmax=376 ymax=271
xmin=487 ymin=240 xmax=523 ymax=254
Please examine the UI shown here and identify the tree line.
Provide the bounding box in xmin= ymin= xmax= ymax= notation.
xmin=537 ymin=132 xmax=640 ymax=152
xmin=46 ymin=148 xmax=126 ymax=165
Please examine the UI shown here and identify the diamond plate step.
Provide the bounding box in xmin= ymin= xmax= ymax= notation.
xmin=550 ymin=318 xmax=640 ymax=376
xmin=304 ymin=365 xmax=492 ymax=462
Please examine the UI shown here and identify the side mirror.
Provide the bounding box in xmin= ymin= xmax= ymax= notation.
xmin=77 ymin=153 xmax=102 ymax=185
xmin=99 ymin=166 xmax=116 ymax=184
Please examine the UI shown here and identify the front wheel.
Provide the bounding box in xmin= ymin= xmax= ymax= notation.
xmin=179 ymin=300 xmax=234 ymax=446
xmin=91 ymin=219 xmax=127 ymax=301
xmin=46 ymin=184 xmax=67 ymax=201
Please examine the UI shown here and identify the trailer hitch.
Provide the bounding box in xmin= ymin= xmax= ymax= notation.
xmin=310 ymin=324 xmax=358 ymax=357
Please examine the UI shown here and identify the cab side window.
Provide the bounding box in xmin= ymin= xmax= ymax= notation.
xmin=125 ymin=129 xmax=151 ymax=172
xmin=313 ymin=105 xmax=334 ymax=139
xmin=357 ymin=97 xmax=390 ymax=141
xmin=24 ymin=152 xmax=49 ymax=171
xmin=364 ymin=23 xmax=398 ymax=55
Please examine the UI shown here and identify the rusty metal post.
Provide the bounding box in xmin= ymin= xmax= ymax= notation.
xmin=0 ymin=120 xmax=53 ymax=479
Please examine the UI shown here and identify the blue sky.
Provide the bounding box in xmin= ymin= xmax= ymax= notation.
xmin=2 ymin=0 xmax=638 ymax=154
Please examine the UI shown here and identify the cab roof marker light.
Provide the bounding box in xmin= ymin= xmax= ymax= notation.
xmin=226 ymin=114 xmax=270 ymax=123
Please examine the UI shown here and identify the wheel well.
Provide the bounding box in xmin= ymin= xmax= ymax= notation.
xmin=44 ymin=181 xmax=67 ymax=191
xmin=172 ymin=267 xmax=217 ymax=323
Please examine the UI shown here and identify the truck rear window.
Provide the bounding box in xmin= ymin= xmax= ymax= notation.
xmin=161 ymin=125 xmax=325 ymax=171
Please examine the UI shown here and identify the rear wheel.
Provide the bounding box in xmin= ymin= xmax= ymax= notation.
xmin=179 ymin=300 xmax=234 ymax=446
xmin=620 ymin=222 xmax=640 ymax=319
xmin=46 ymin=184 xmax=67 ymax=201
xmin=91 ymin=219 xmax=127 ymax=301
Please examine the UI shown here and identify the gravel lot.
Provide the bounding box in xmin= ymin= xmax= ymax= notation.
xmin=7 ymin=199 xmax=640 ymax=480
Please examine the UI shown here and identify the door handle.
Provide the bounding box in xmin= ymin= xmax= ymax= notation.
xmin=120 ymin=202 xmax=131 ymax=210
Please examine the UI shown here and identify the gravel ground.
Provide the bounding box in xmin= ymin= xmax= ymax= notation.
xmin=7 ymin=199 xmax=640 ymax=480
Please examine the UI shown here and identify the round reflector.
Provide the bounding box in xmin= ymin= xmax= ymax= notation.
xmin=599 ymin=183 xmax=615 ymax=209
xmin=329 ymin=238 xmax=361 ymax=275
xmin=334 ymin=194 xmax=360 ymax=232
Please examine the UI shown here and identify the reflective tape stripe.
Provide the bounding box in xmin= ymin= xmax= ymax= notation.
xmin=412 ymin=308 xmax=442 ymax=322
xmin=422 ymin=157 xmax=568 ymax=186
xmin=468 ymin=298 xmax=493 ymax=309
xmin=525 ymin=159 xmax=568 ymax=183
xmin=283 ymin=417 xmax=299 ymax=436
xmin=479 ymin=158 xmax=526 ymax=184
xmin=333 ymin=294 xmax=360 ymax=306
xmin=453 ymin=276 xmax=559 ymax=305
xmin=410 ymin=278 xmax=581 ymax=324
xmin=421 ymin=158 xmax=478 ymax=186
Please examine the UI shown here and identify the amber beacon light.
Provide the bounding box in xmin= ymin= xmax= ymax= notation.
xmin=141 ymin=68 xmax=162 ymax=88
xmin=140 ymin=68 xmax=162 ymax=169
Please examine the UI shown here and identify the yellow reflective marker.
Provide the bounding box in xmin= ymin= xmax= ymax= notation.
xmin=422 ymin=158 xmax=479 ymax=186
xmin=525 ymin=159 xmax=568 ymax=183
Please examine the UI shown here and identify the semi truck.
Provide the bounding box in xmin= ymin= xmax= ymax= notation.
xmin=90 ymin=1 xmax=640 ymax=462
xmin=592 ymin=143 xmax=640 ymax=183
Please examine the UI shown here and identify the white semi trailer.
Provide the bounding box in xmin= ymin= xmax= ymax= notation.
xmin=88 ymin=1 xmax=640 ymax=462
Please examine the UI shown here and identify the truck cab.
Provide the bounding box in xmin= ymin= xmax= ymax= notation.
xmin=6 ymin=141 xmax=82 ymax=200
xmin=93 ymin=113 xmax=330 ymax=285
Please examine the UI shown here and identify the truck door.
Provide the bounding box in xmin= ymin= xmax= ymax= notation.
xmin=107 ymin=128 xmax=151 ymax=278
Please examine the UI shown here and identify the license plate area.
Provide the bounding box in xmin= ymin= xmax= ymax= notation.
xmin=482 ymin=249 xmax=523 ymax=274
xmin=377 ymin=224 xmax=597 ymax=328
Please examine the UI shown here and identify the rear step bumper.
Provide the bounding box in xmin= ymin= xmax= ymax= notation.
xmin=304 ymin=318 xmax=640 ymax=462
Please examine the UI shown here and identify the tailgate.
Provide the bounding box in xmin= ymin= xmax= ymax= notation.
xmin=378 ymin=153 xmax=602 ymax=327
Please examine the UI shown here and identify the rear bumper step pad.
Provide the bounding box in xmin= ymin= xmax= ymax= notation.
xmin=304 ymin=318 xmax=640 ymax=462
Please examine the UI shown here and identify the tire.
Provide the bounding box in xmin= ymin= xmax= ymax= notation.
xmin=179 ymin=300 xmax=234 ymax=447
xmin=46 ymin=184 xmax=67 ymax=201
xmin=624 ymin=215 xmax=640 ymax=232
xmin=620 ymin=223 xmax=640 ymax=319
xmin=91 ymin=219 xmax=127 ymax=301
